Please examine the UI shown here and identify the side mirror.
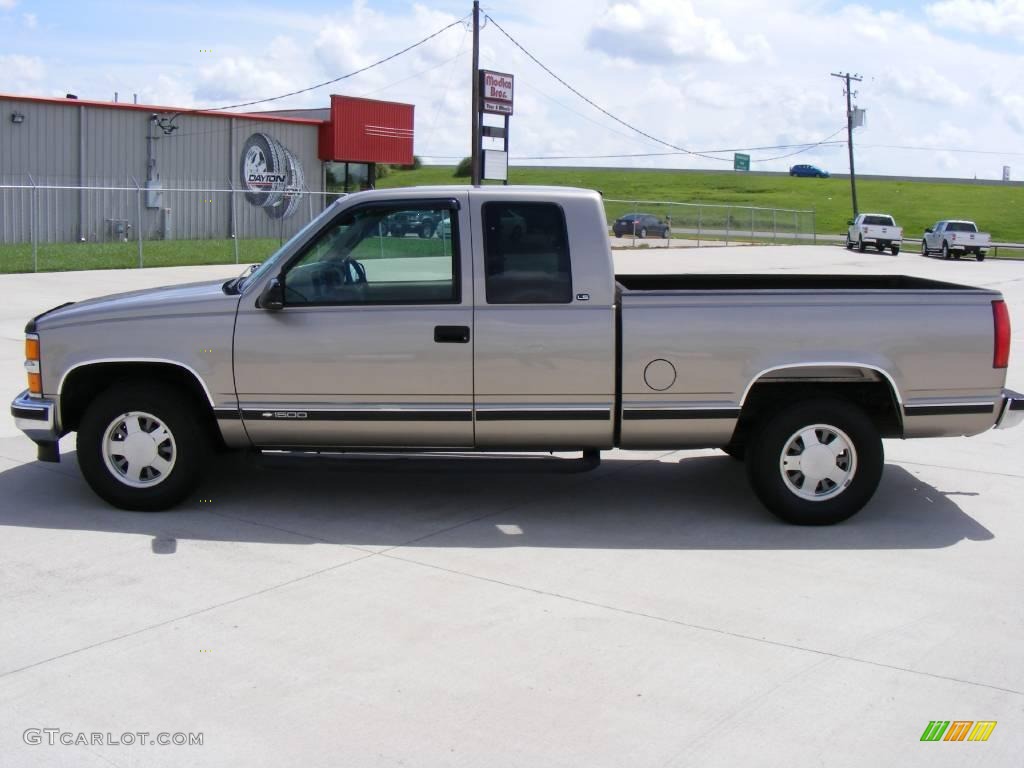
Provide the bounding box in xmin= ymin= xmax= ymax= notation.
xmin=847 ymin=220 xmax=855 ymax=226
xmin=925 ymin=227 xmax=933 ymax=234
xmin=257 ymin=277 xmax=284 ymax=311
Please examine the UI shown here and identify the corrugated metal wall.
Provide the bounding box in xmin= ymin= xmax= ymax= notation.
xmin=0 ymin=98 xmax=325 ymax=244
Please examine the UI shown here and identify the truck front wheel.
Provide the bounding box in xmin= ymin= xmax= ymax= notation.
xmin=77 ymin=383 xmax=206 ymax=511
xmin=746 ymin=399 xmax=883 ymax=525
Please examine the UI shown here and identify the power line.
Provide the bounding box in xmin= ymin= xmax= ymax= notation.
xmin=189 ymin=14 xmax=470 ymax=114
xmin=483 ymin=12 xmax=729 ymax=162
xmin=484 ymin=11 xmax=846 ymax=166
xmin=511 ymin=138 xmax=848 ymax=161
xmin=750 ymin=126 xmax=849 ymax=162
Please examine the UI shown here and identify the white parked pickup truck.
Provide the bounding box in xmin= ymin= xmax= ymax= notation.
xmin=11 ymin=186 xmax=1023 ymax=525
xmin=846 ymin=213 xmax=903 ymax=255
xmin=922 ymin=220 xmax=991 ymax=261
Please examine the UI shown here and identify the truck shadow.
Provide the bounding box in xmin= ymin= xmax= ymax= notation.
xmin=0 ymin=449 xmax=994 ymax=551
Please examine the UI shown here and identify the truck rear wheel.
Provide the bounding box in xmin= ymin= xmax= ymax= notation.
xmin=857 ymin=236 xmax=866 ymax=252
xmin=746 ymin=399 xmax=883 ymax=525
xmin=77 ymin=383 xmax=206 ymax=511
xmin=891 ymin=245 xmax=900 ymax=255
xmin=942 ymin=242 xmax=951 ymax=259
xmin=977 ymin=252 xmax=986 ymax=261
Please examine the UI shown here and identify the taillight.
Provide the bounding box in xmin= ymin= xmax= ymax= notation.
xmin=993 ymin=300 xmax=1011 ymax=369
xmin=25 ymin=333 xmax=41 ymax=396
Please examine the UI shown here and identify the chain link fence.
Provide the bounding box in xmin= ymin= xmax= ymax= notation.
xmin=0 ymin=182 xmax=340 ymax=273
xmin=0 ymin=184 xmax=822 ymax=273
xmin=604 ymin=198 xmax=816 ymax=247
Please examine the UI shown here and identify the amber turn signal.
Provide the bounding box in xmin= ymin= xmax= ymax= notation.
xmin=25 ymin=336 xmax=40 ymax=361
xmin=27 ymin=372 xmax=42 ymax=395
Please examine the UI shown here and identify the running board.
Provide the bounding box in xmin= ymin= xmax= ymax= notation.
xmin=248 ymin=449 xmax=603 ymax=474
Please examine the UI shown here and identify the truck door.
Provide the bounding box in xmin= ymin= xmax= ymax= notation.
xmin=470 ymin=197 xmax=616 ymax=449
xmin=232 ymin=195 xmax=474 ymax=447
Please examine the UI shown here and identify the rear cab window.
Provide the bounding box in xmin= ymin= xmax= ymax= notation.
xmin=483 ymin=202 xmax=572 ymax=304
xmin=863 ymin=215 xmax=895 ymax=226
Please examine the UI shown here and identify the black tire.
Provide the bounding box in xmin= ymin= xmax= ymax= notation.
xmin=942 ymin=242 xmax=951 ymax=259
xmin=875 ymin=242 xmax=885 ymax=252
xmin=722 ymin=444 xmax=746 ymax=461
xmin=615 ymin=232 xmax=622 ymax=238
xmin=419 ymin=224 xmax=431 ymax=239
xmin=77 ymin=383 xmax=207 ymax=511
xmin=891 ymin=245 xmax=900 ymax=255
xmin=857 ymin=236 xmax=866 ymax=253
xmin=921 ymin=240 xmax=928 ymax=256
xmin=746 ymin=399 xmax=883 ymax=525
xmin=240 ymin=133 xmax=285 ymax=209
xmin=639 ymin=227 xmax=648 ymax=238
xmin=845 ymin=235 xmax=853 ymax=250
xmin=977 ymin=252 xmax=986 ymax=262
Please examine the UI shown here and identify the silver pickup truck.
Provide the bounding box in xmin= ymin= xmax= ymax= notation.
xmin=11 ymin=186 xmax=1023 ymax=524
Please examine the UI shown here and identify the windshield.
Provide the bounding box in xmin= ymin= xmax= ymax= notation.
xmin=235 ymin=197 xmax=346 ymax=292
xmin=863 ymin=215 xmax=895 ymax=226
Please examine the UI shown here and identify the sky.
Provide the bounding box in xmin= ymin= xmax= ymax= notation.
xmin=2 ymin=0 xmax=1023 ymax=179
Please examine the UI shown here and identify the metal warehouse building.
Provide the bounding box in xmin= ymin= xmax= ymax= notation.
xmin=0 ymin=93 xmax=414 ymax=245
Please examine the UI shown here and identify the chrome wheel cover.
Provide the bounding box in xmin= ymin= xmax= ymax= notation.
xmin=102 ymin=411 xmax=177 ymax=488
xmin=779 ymin=423 xmax=857 ymax=502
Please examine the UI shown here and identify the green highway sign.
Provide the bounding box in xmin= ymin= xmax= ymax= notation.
xmin=734 ymin=153 xmax=750 ymax=172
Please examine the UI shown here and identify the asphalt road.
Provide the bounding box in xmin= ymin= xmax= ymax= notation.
xmin=1 ymin=247 xmax=1022 ymax=767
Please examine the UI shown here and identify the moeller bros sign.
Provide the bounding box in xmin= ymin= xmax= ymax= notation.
xmin=480 ymin=71 xmax=514 ymax=115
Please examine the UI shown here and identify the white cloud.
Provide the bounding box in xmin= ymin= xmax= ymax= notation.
xmin=586 ymin=0 xmax=758 ymax=65
xmin=989 ymin=87 xmax=1024 ymax=132
xmin=22 ymin=12 xmax=35 ymax=28
xmin=0 ymin=0 xmax=18 ymax=10
xmin=926 ymin=0 xmax=1024 ymax=40
xmin=877 ymin=65 xmax=969 ymax=106
xmin=0 ymin=54 xmax=44 ymax=90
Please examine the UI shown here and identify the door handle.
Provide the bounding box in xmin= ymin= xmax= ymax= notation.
xmin=434 ymin=325 xmax=470 ymax=343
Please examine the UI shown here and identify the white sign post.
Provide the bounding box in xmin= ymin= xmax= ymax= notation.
xmin=478 ymin=70 xmax=514 ymax=184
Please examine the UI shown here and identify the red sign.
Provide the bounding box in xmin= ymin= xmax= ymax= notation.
xmin=480 ymin=70 xmax=514 ymax=116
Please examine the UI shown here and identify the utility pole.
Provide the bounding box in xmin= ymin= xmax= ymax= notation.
xmin=470 ymin=1 xmax=481 ymax=186
xmin=831 ymin=71 xmax=862 ymax=218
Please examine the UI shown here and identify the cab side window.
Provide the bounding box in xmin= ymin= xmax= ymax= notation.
xmin=483 ymin=202 xmax=572 ymax=304
xmin=283 ymin=203 xmax=458 ymax=306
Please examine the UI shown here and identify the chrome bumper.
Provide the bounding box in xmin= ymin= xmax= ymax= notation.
xmin=996 ymin=389 xmax=1024 ymax=430
xmin=10 ymin=390 xmax=61 ymax=461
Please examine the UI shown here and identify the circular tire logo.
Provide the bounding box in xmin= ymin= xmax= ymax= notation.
xmin=240 ymin=133 xmax=305 ymax=219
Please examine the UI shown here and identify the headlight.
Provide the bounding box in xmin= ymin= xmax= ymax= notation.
xmin=25 ymin=333 xmax=41 ymax=397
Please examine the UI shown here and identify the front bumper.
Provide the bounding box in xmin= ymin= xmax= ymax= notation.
xmin=10 ymin=389 xmax=61 ymax=461
xmin=996 ymin=389 xmax=1024 ymax=430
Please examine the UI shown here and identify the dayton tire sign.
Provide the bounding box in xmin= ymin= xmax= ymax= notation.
xmin=240 ymin=133 xmax=306 ymax=219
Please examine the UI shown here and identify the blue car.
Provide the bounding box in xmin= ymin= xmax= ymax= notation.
xmin=789 ymin=164 xmax=829 ymax=178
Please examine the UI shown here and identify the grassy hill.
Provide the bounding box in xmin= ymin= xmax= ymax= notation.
xmin=379 ymin=166 xmax=1024 ymax=243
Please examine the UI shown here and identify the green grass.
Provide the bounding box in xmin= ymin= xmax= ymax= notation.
xmin=0 ymin=238 xmax=283 ymax=274
xmin=379 ymin=166 xmax=1024 ymax=244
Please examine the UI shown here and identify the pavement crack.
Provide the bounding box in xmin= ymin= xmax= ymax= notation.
xmin=378 ymin=552 xmax=1024 ymax=698
xmin=0 ymin=550 xmax=379 ymax=680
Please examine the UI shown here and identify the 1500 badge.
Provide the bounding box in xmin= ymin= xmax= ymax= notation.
xmin=261 ymin=412 xmax=308 ymax=419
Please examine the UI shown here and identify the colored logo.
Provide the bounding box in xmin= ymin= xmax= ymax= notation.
xmin=921 ymin=721 xmax=997 ymax=742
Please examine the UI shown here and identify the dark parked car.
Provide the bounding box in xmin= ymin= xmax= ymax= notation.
xmin=612 ymin=213 xmax=670 ymax=238
xmin=789 ymin=164 xmax=829 ymax=178
xmin=384 ymin=211 xmax=441 ymax=238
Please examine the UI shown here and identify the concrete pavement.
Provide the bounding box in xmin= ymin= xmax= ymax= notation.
xmin=1 ymin=248 xmax=1022 ymax=767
